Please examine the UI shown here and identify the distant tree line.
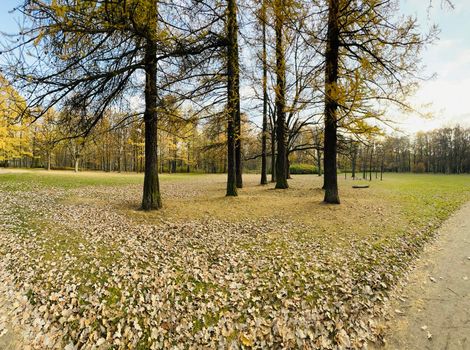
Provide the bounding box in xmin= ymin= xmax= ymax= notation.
xmin=381 ymin=126 xmax=470 ymax=174
xmin=3 ymin=97 xmax=469 ymax=178
xmin=334 ymin=126 xmax=470 ymax=178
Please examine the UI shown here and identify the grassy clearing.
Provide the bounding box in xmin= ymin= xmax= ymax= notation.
xmin=380 ymin=174 xmax=470 ymax=222
xmin=1 ymin=170 xmax=470 ymax=348
xmin=3 ymin=170 xmax=470 ymax=264
xmin=120 ymin=172 xmax=470 ymax=246
xmin=3 ymin=170 xmax=470 ymax=268
xmin=0 ymin=168 xmax=203 ymax=190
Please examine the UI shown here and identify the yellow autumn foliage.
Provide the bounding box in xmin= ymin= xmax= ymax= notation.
xmin=0 ymin=76 xmax=32 ymax=162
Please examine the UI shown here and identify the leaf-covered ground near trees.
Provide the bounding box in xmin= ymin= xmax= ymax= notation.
xmin=1 ymin=170 xmax=470 ymax=349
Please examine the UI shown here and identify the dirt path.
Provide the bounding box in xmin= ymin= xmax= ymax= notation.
xmin=383 ymin=202 xmax=470 ymax=350
xmin=0 ymin=319 xmax=21 ymax=350
xmin=0 ymin=286 xmax=23 ymax=350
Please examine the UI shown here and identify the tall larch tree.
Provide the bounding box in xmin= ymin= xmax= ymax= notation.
xmin=141 ymin=1 xmax=162 ymax=209
xmin=260 ymin=0 xmax=269 ymax=185
xmin=234 ymin=2 xmax=243 ymax=189
xmin=319 ymin=0 xmax=436 ymax=204
xmin=226 ymin=0 xmax=240 ymax=196
xmin=2 ymin=0 xmax=222 ymax=209
xmin=274 ymin=0 xmax=288 ymax=189
xmin=323 ymin=0 xmax=340 ymax=203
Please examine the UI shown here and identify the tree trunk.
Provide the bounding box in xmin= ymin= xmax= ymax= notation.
xmin=74 ymin=157 xmax=79 ymax=173
xmin=286 ymin=154 xmax=291 ymax=179
xmin=233 ymin=0 xmax=242 ymax=189
xmin=363 ymin=147 xmax=367 ymax=179
xmin=226 ymin=0 xmax=239 ymax=196
xmin=118 ymin=143 xmax=123 ymax=173
xmin=380 ymin=155 xmax=384 ymax=181
xmin=317 ymin=147 xmax=322 ymax=176
xmin=123 ymin=140 xmax=127 ymax=172
xmin=141 ymin=17 xmax=162 ymax=211
xmin=270 ymin=126 xmax=276 ymax=182
xmin=235 ymin=115 xmax=243 ymax=187
xmin=274 ymin=0 xmax=288 ymax=189
xmin=408 ymin=149 xmax=411 ymax=173
xmin=47 ymin=151 xmax=51 ymax=171
xmin=260 ymin=0 xmax=268 ymax=185
xmin=187 ymin=142 xmax=191 ymax=173
xmin=323 ymin=0 xmax=340 ymax=204
xmin=369 ymin=145 xmax=373 ymax=181
xmin=351 ymin=147 xmax=357 ymax=179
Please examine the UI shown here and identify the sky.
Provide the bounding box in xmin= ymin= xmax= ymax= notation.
xmin=396 ymin=0 xmax=470 ymax=134
xmin=0 ymin=0 xmax=468 ymax=135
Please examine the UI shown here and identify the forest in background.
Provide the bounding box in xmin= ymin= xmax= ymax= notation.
xmin=2 ymin=91 xmax=470 ymax=177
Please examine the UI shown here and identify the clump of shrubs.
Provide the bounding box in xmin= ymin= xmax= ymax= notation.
xmin=289 ymin=163 xmax=319 ymax=174
xmin=413 ymin=162 xmax=426 ymax=173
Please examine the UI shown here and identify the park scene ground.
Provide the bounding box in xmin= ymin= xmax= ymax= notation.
xmin=1 ymin=170 xmax=469 ymax=349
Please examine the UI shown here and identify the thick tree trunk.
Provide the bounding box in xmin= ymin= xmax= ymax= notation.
xmin=274 ymin=0 xmax=288 ymax=189
xmin=141 ymin=26 xmax=162 ymax=210
xmin=235 ymin=113 xmax=243 ymax=188
xmin=74 ymin=157 xmax=79 ymax=173
xmin=226 ymin=0 xmax=239 ymax=196
xmin=227 ymin=120 xmax=237 ymax=195
xmin=260 ymin=0 xmax=268 ymax=186
xmin=323 ymin=0 xmax=340 ymax=204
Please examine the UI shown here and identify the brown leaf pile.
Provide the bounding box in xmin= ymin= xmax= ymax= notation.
xmin=0 ymin=181 xmax=438 ymax=349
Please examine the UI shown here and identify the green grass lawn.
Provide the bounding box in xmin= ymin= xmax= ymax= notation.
xmin=381 ymin=173 xmax=470 ymax=219
xmin=0 ymin=169 xmax=206 ymax=190
xmin=1 ymin=169 xmax=469 ymax=349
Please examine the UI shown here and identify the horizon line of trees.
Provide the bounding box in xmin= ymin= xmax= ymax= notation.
xmin=3 ymin=103 xmax=469 ymax=177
